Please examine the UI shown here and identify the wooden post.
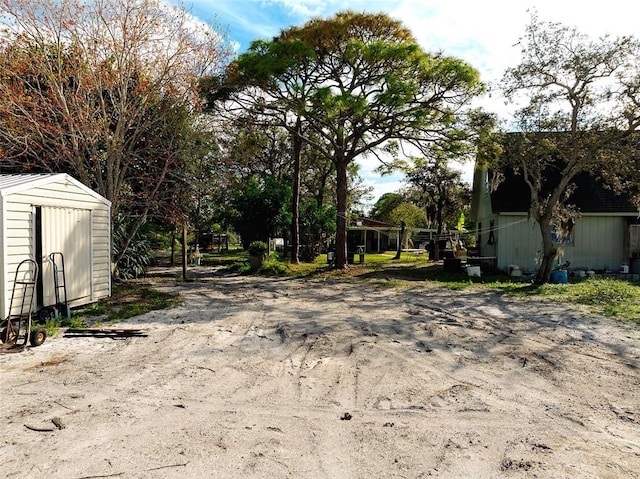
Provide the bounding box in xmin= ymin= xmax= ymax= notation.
xmin=182 ymin=223 xmax=188 ymax=281
xmin=393 ymin=222 xmax=405 ymax=260
xmin=170 ymin=226 xmax=177 ymax=266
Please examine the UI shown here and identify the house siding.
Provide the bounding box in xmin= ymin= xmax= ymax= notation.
xmin=473 ymin=168 xmax=499 ymax=258
xmin=495 ymin=215 xmax=539 ymax=271
xmin=567 ymin=216 xmax=626 ymax=271
xmin=493 ymin=214 xmax=627 ymax=272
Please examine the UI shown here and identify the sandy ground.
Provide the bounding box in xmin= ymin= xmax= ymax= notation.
xmin=1 ymin=266 xmax=639 ymax=479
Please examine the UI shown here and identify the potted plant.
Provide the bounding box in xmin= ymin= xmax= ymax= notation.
xmin=191 ymin=244 xmax=203 ymax=266
xmin=248 ymin=240 xmax=268 ymax=271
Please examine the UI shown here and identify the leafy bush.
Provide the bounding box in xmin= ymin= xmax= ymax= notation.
xmin=226 ymin=261 xmax=252 ymax=275
xmin=259 ymin=255 xmax=289 ymax=276
xmin=112 ymin=216 xmax=153 ymax=279
xmin=248 ymin=240 xmax=268 ymax=256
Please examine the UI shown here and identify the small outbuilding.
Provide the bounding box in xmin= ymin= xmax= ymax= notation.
xmin=1 ymin=174 xmax=111 ymax=319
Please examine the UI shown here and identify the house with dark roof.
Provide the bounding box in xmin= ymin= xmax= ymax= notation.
xmin=347 ymin=217 xmax=461 ymax=257
xmin=347 ymin=217 xmax=401 ymax=253
xmin=470 ymin=165 xmax=640 ymax=275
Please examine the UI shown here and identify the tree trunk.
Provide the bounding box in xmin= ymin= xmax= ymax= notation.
xmin=170 ymin=227 xmax=176 ymax=266
xmin=434 ymin=197 xmax=445 ymax=261
xmin=290 ymin=118 xmax=302 ymax=264
xmin=535 ymin=216 xmax=557 ymax=284
xmin=334 ymin=154 xmax=349 ymax=269
xmin=436 ymin=196 xmax=444 ymax=235
xmin=195 ymin=197 xmax=201 ymax=253
xmin=393 ymin=221 xmax=406 ymax=260
xmin=182 ymin=223 xmax=188 ymax=282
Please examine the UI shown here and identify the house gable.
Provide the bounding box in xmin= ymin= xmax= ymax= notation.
xmin=471 ymin=135 xmax=640 ymax=273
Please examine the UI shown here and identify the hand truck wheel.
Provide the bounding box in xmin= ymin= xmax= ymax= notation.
xmin=29 ymin=328 xmax=47 ymax=347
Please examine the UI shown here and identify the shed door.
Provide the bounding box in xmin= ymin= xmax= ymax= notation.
xmin=40 ymin=207 xmax=92 ymax=306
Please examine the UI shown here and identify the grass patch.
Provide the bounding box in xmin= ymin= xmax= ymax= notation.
xmin=147 ymin=249 xmax=640 ymax=323
xmin=41 ymin=316 xmax=85 ymax=338
xmin=200 ymin=248 xmax=248 ymax=266
xmin=42 ymin=318 xmax=61 ymax=338
xmin=496 ymin=277 xmax=640 ymax=322
xmin=293 ymin=255 xmax=640 ymax=323
xmin=73 ymin=282 xmax=182 ymax=324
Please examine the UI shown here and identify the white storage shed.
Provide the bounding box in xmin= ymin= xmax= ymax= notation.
xmin=0 ymin=174 xmax=111 ymax=319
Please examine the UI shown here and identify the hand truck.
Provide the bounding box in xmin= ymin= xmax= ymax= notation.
xmin=0 ymin=259 xmax=47 ymax=352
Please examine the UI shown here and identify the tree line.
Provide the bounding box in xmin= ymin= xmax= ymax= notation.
xmin=1 ymin=1 xmax=639 ymax=282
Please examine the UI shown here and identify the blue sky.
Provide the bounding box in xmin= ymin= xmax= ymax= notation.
xmin=184 ymin=0 xmax=640 ymax=207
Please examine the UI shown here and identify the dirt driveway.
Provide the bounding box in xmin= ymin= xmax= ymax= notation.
xmin=1 ymin=270 xmax=639 ymax=478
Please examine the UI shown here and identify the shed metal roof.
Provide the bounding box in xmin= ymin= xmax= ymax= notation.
xmin=0 ymin=173 xmax=111 ymax=206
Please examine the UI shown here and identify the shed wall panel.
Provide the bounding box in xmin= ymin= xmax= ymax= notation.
xmin=1 ymin=175 xmax=111 ymax=319
xmin=90 ymin=208 xmax=111 ymax=300
xmin=2 ymin=204 xmax=33 ymax=318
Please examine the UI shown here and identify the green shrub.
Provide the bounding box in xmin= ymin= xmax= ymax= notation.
xmin=247 ymin=240 xmax=268 ymax=256
xmin=112 ymin=216 xmax=153 ymax=279
xmin=224 ymin=261 xmax=252 ymax=275
xmin=259 ymin=256 xmax=289 ymax=276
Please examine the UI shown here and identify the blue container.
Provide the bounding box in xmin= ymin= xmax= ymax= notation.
xmin=550 ymin=270 xmax=568 ymax=284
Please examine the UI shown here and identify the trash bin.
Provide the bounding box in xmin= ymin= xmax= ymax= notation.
xmin=550 ymin=270 xmax=568 ymax=284
xmin=327 ymin=250 xmax=334 ymax=265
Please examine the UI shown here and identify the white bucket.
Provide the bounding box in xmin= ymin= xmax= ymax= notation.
xmin=620 ymin=264 xmax=629 ymax=274
xmin=467 ymin=266 xmax=481 ymax=277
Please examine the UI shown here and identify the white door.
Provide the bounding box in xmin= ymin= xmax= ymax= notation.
xmin=40 ymin=207 xmax=92 ymax=306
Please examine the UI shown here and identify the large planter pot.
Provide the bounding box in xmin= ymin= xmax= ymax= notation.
xmin=249 ymin=254 xmax=264 ymax=271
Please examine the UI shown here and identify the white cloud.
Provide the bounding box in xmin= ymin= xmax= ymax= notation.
xmin=252 ymin=0 xmax=327 ymax=17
